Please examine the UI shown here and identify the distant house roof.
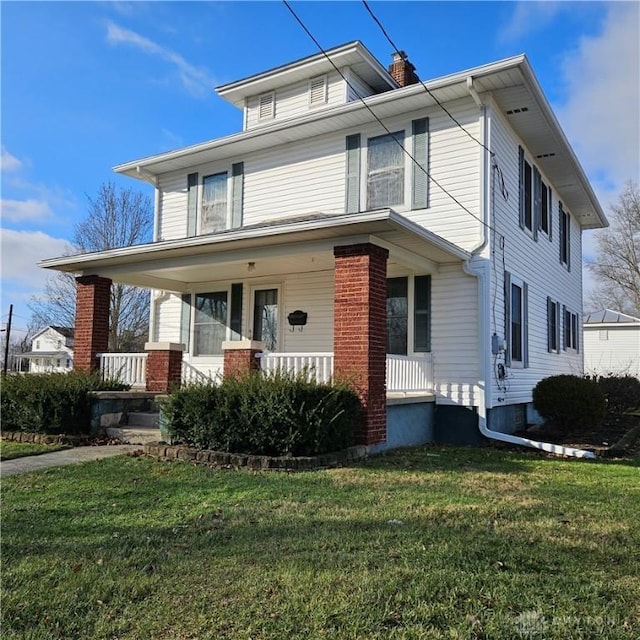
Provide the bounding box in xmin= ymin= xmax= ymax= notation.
xmin=50 ymin=326 xmax=74 ymax=338
xmin=583 ymin=309 xmax=640 ymax=325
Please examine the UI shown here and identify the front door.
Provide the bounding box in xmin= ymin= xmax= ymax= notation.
xmin=253 ymin=288 xmax=279 ymax=351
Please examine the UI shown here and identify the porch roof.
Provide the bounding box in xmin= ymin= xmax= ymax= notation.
xmin=39 ymin=209 xmax=470 ymax=292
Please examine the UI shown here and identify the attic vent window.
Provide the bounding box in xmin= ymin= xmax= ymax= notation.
xmin=536 ymin=152 xmax=557 ymax=159
xmin=258 ymin=92 xmax=275 ymax=120
xmin=309 ymin=75 xmax=327 ymax=106
xmin=506 ymin=107 xmax=529 ymax=115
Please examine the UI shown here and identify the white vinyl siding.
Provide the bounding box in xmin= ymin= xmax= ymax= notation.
xmin=431 ymin=264 xmax=481 ymax=407
xmin=157 ymin=172 xmax=189 ymax=240
xmin=584 ymin=325 xmax=640 ymax=378
xmin=245 ymin=71 xmax=345 ymax=129
xmin=346 ymin=72 xmax=375 ymax=102
xmin=152 ymin=294 xmax=182 ymax=342
xmin=487 ymin=101 xmax=584 ymax=405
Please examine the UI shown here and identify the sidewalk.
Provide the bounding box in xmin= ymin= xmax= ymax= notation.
xmin=0 ymin=445 xmax=142 ymax=477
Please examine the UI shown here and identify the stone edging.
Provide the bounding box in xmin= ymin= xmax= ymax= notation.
xmin=143 ymin=442 xmax=369 ymax=470
xmin=1 ymin=431 xmax=91 ymax=446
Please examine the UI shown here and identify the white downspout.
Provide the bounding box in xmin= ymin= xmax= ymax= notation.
xmin=463 ymin=79 xmax=595 ymax=459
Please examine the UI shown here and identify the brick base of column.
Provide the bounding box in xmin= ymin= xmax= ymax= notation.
xmin=145 ymin=343 xmax=184 ymax=393
xmin=334 ymin=243 xmax=389 ymax=446
xmin=222 ymin=340 xmax=264 ymax=379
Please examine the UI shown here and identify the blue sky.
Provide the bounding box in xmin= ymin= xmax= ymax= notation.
xmin=1 ymin=0 xmax=639 ymax=336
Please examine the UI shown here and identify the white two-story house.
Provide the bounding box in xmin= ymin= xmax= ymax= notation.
xmin=41 ymin=42 xmax=607 ymax=450
xmin=20 ymin=326 xmax=74 ymax=373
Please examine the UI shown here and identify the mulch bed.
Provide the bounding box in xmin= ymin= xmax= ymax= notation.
xmin=517 ymin=412 xmax=640 ymax=458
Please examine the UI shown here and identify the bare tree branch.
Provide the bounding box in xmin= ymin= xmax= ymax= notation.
xmin=586 ymin=180 xmax=640 ymax=317
xmin=29 ymin=182 xmax=153 ymax=351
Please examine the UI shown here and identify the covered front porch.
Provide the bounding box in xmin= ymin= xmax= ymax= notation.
xmin=41 ymin=209 xmax=470 ymax=447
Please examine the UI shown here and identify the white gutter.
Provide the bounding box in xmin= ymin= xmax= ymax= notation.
xmin=463 ymin=79 xmax=595 ymax=460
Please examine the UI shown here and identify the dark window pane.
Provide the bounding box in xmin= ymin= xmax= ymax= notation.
xmin=254 ymin=289 xmax=278 ymax=350
xmin=524 ymin=162 xmax=533 ymax=230
xmin=511 ymin=283 xmax=522 ymax=361
xmin=387 ymin=277 xmax=408 ymax=355
xmin=414 ymin=275 xmax=431 ymax=352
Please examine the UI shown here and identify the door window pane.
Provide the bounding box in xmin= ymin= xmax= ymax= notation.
xmin=194 ymin=292 xmax=228 ymax=355
xmin=254 ymin=289 xmax=278 ymax=351
xmin=387 ymin=277 xmax=408 ymax=355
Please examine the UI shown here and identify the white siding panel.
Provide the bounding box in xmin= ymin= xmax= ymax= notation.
xmin=347 ymin=73 xmax=375 ymax=101
xmin=282 ymin=270 xmax=334 ymax=352
xmin=487 ymin=102 xmax=584 ymax=407
xmin=432 ymin=264 xmax=482 ymax=406
xmin=584 ymin=326 xmax=640 ymax=378
xmin=154 ymin=294 xmax=183 ymax=343
xmin=158 ymin=173 xmax=188 ymax=240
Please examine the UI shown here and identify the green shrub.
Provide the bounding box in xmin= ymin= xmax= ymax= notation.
xmin=0 ymin=372 xmax=127 ymax=435
xmin=162 ymin=371 xmax=360 ymax=456
xmin=594 ymin=375 xmax=640 ymax=413
xmin=532 ymin=374 xmax=606 ymax=433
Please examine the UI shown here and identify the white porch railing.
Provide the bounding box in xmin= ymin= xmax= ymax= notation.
xmin=386 ymin=353 xmax=433 ymax=393
xmin=259 ymin=352 xmax=334 ymax=384
xmin=259 ymin=352 xmax=434 ymax=393
xmin=98 ymin=352 xmax=147 ymax=388
xmin=97 ymin=351 xmax=434 ymax=393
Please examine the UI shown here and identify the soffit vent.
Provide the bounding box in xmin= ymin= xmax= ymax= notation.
xmin=536 ymin=153 xmax=557 ymax=159
xmin=506 ymin=107 xmax=529 ymax=115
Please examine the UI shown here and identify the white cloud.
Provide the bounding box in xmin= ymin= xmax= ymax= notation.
xmin=1 ymin=147 xmax=23 ymax=172
xmin=0 ymin=229 xmax=69 ymax=288
xmin=1 ymin=198 xmax=54 ymax=223
xmin=105 ymin=21 xmax=216 ymax=97
xmin=500 ymin=1 xmax=563 ymax=43
xmin=556 ymin=3 xmax=640 ymax=202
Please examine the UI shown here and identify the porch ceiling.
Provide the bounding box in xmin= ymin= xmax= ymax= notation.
xmin=39 ymin=209 xmax=470 ymax=292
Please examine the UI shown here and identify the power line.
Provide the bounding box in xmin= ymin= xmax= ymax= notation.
xmin=282 ymin=0 xmax=502 ymax=238
xmin=361 ymin=0 xmax=494 ymax=157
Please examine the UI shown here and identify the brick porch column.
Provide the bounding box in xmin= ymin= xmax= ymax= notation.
xmin=145 ymin=342 xmax=184 ymax=392
xmin=222 ymin=340 xmax=264 ymax=379
xmin=74 ymin=275 xmax=111 ymax=372
xmin=334 ymin=243 xmax=389 ymax=446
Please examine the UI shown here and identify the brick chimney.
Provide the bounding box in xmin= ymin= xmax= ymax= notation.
xmin=388 ymin=51 xmax=419 ymax=87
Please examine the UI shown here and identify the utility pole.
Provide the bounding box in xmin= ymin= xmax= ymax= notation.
xmin=3 ymin=304 xmax=13 ymax=375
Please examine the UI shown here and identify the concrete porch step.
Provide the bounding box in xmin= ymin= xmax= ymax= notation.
xmin=106 ymin=425 xmax=161 ymax=445
xmin=127 ymin=412 xmax=160 ymax=428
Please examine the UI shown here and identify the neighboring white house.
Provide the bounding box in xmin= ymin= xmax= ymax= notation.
xmin=583 ymin=310 xmax=640 ymax=379
xmin=20 ymin=326 xmax=74 ymax=373
xmin=40 ymin=42 xmax=607 ymax=447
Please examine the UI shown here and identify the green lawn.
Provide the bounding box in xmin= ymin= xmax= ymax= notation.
xmin=0 ymin=440 xmax=69 ymax=460
xmin=2 ymin=447 xmax=638 ymax=639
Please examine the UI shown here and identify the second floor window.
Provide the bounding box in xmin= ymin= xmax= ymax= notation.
xmin=367 ymin=131 xmax=405 ymax=209
xmin=201 ymin=173 xmax=228 ymax=234
xmin=560 ymin=203 xmax=570 ymax=268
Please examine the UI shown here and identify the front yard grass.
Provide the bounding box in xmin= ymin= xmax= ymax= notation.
xmin=2 ymin=446 xmax=638 ymax=639
xmin=0 ymin=440 xmax=69 ymax=460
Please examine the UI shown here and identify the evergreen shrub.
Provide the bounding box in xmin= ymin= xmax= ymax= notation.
xmin=1 ymin=371 xmax=127 ymax=435
xmin=594 ymin=375 xmax=640 ymax=414
xmin=162 ymin=371 xmax=360 ymax=456
xmin=532 ymin=374 xmax=606 ymax=433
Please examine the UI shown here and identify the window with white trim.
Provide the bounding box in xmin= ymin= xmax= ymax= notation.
xmin=201 ymin=172 xmax=228 ymax=234
xmin=505 ymin=272 xmax=528 ymax=367
xmin=195 ymin=163 xmax=244 ymax=235
xmin=386 ymin=275 xmax=431 ymax=355
xmin=367 ymin=131 xmax=405 ymax=209
xmin=560 ymin=203 xmax=570 ymax=268
xmin=547 ymin=297 xmax=560 ymax=353
xmin=563 ymin=308 xmax=579 ymax=351
xmin=193 ymin=291 xmax=228 ymax=356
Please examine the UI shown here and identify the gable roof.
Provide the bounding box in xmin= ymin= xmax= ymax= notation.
xmin=31 ymin=326 xmax=75 ymax=341
xmin=114 ymin=49 xmax=606 ymax=230
xmin=584 ymin=309 xmax=640 ymax=325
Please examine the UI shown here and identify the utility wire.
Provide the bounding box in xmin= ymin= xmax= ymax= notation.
xmin=361 ymin=0 xmax=494 ymax=157
xmin=282 ymin=0 xmax=502 ymax=237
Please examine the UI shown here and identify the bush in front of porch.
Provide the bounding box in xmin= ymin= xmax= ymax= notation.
xmin=161 ymin=371 xmax=360 ymax=457
xmin=1 ymin=371 xmax=128 ymax=435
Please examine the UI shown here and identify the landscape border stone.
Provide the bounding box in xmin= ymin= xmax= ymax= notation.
xmin=142 ymin=442 xmax=369 ymax=470
xmin=1 ymin=431 xmax=91 ymax=446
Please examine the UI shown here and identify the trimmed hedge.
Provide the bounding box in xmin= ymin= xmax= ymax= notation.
xmin=594 ymin=375 xmax=640 ymax=414
xmin=0 ymin=372 xmax=127 ymax=435
xmin=162 ymin=371 xmax=361 ymax=457
xmin=532 ymin=374 xmax=606 ymax=433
